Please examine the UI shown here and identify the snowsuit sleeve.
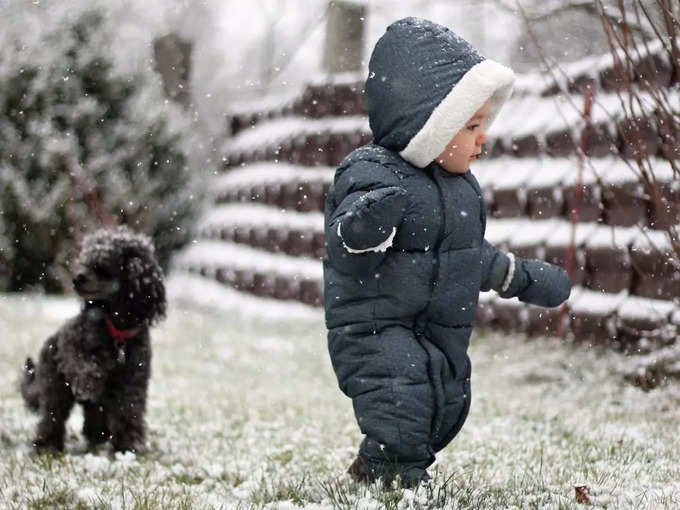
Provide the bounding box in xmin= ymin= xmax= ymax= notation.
xmin=325 ymin=160 xmax=409 ymax=275
xmin=480 ymin=239 xmax=512 ymax=292
xmin=480 ymin=240 xmax=571 ymax=308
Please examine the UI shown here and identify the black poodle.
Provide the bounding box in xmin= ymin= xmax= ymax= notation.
xmin=21 ymin=226 xmax=166 ymax=454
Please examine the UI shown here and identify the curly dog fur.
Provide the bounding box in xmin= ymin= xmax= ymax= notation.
xmin=21 ymin=226 xmax=166 ymax=453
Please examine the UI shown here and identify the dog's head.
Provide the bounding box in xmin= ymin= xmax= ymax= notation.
xmin=73 ymin=226 xmax=166 ymax=327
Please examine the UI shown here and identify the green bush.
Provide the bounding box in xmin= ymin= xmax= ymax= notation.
xmin=0 ymin=10 xmax=200 ymax=292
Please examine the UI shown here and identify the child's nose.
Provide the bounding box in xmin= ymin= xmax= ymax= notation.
xmin=477 ymin=131 xmax=487 ymax=145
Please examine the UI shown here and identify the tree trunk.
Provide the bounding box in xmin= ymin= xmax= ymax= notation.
xmin=153 ymin=33 xmax=192 ymax=107
xmin=323 ymin=1 xmax=366 ymax=74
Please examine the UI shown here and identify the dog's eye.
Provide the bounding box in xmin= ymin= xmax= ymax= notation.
xmin=92 ymin=266 xmax=112 ymax=278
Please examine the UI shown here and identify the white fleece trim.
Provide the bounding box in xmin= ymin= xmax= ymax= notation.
xmin=501 ymin=252 xmax=516 ymax=293
xmin=337 ymin=222 xmax=397 ymax=254
xmin=399 ymin=59 xmax=515 ymax=168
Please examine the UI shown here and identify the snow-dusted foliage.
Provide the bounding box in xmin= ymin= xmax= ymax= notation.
xmin=0 ymin=8 xmax=200 ymax=292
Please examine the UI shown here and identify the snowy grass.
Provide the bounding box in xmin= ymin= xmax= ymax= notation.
xmin=1 ymin=280 xmax=680 ymax=509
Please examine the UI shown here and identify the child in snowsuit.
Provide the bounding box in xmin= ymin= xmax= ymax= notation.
xmin=323 ymin=17 xmax=571 ymax=487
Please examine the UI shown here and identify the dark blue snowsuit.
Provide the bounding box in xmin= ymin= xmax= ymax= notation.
xmin=323 ymin=18 xmax=571 ymax=485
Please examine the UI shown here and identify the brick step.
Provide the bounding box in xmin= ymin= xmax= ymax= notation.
xmin=179 ymin=265 xmax=324 ymax=307
xmin=224 ymin=116 xmax=679 ymax=169
xmin=226 ymin=43 xmax=675 ymax=137
xmin=476 ymin=157 xmax=679 ymax=229
xmin=212 ymin=225 xmax=322 ymax=259
xmin=537 ymin=40 xmax=676 ymax=97
xmin=212 ymin=163 xmax=333 ymax=213
xmin=194 ymin=201 xmax=679 ymax=301
xmin=171 ymin=266 xmax=679 ymax=353
xmin=172 ymin=240 xmax=323 ymax=306
xmin=228 ymin=79 xmax=366 ymax=136
xmin=213 ymin=158 xmax=679 ymax=229
xmin=478 ymin=287 xmax=679 ymax=354
xmin=198 ymin=206 xmax=325 ymax=260
xmin=223 ymin=115 xmax=371 ymax=168
xmin=216 ymin=178 xmax=331 ymax=213
xmin=486 ymin=218 xmax=679 ymax=301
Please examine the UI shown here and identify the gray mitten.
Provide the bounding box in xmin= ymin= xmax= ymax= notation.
xmin=339 ymin=186 xmax=408 ymax=251
xmin=501 ymin=256 xmax=571 ymax=308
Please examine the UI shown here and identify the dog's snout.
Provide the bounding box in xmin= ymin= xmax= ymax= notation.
xmin=73 ymin=273 xmax=88 ymax=288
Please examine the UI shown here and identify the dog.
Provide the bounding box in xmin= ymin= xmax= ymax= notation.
xmin=21 ymin=226 xmax=166 ymax=454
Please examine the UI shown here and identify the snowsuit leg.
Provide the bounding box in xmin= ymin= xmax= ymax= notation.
xmin=328 ymin=324 xmax=435 ymax=483
xmin=419 ymin=323 xmax=473 ymax=453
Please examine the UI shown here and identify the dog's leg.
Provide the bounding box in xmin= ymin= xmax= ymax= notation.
xmin=106 ymin=334 xmax=152 ymax=454
xmin=82 ymin=402 xmax=111 ymax=447
xmin=32 ymin=350 xmax=75 ymax=453
xmin=20 ymin=358 xmax=41 ymax=413
xmin=107 ymin=395 xmax=147 ymax=454
xmin=106 ymin=367 xmax=149 ymax=453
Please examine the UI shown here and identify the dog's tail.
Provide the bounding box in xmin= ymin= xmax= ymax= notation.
xmin=20 ymin=358 xmax=40 ymax=413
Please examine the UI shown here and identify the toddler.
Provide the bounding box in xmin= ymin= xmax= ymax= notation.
xmin=323 ymin=17 xmax=571 ymax=487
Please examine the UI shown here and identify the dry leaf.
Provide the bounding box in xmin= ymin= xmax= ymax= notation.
xmin=575 ymin=485 xmax=593 ymax=505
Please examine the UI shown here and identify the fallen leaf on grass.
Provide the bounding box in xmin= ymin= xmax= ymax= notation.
xmin=575 ymin=485 xmax=593 ymax=505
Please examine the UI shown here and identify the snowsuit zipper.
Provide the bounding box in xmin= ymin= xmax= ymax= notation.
xmin=426 ymin=165 xmax=447 ymax=298
xmin=416 ymin=165 xmax=448 ymax=439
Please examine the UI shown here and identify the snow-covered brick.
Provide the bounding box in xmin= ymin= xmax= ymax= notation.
xmin=198 ymin=203 xmax=323 ymax=235
xmin=226 ymin=88 xmax=300 ymax=117
xmin=524 ymin=158 xmax=574 ymax=189
xmin=166 ymin=272 xmax=321 ymax=321
xmin=492 ymin=85 xmax=678 ymax=142
xmin=484 ymin=218 xmax=527 ymax=245
xmin=223 ymin=115 xmax=369 ymax=156
xmin=511 ymin=70 xmax=553 ymax=97
xmin=631 ymin=230 xmax=673 ymax=253
xmin=561 ymin=159 xmax=605 ymax=187
xmin=213 ymin=163 xmax=333 ymax=192
xmin=672 ymin=308 xmax=680 ymax=326
xmin=585 ymin=224 xmax=640 ymax=249
xmin=172 ymin=240 xmax=322 ymax=280
xmin=617 ymin=295 xmax=676 ymax=322
xmin=511 ymin=218 xmax=562 ymax=247
xmin=565 ymin=285 xmax=584 ymax=305
xmin=568 ymin=287 xmax=628 ymax=315
xmin=545 ymin=221 xmax=598 ymax=247
xmin=599 ymin=158 xmax=644 ymax=185
xmin=492 ymin=94 xmax=566 ymax=139
xmin=473 ymin=157 xmax=534 ymax=190
xmin=308 ymin=71 xmax=364 ymax=87
xmin=609 ymin=157 xmax=679 ymax=185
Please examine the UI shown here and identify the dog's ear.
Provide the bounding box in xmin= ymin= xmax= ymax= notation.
xmin=125 ymin=254 xmax=167 ymax=324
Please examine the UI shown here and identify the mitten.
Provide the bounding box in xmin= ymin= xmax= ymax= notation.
xmin=339 ymin=186 xmax=408 ymax=252
xmin=500 ymin=256 xmax=571 ymax=308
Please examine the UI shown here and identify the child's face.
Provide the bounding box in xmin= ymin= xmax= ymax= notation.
xmin=436 ymin=100 xmax=490 ymax=174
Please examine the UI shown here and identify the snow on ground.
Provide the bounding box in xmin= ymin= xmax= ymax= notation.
xmin=1 ymin=279 xmax=680 ymax=509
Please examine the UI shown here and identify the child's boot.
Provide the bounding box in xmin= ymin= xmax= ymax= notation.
xmin=347 ymin=455 xmax=376 ymax=483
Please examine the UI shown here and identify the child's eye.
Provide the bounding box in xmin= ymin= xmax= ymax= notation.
xmin=467 ymin=124 xmax=480 ymax=131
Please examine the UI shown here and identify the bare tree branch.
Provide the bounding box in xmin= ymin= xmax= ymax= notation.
xmin=493 ymin=0 xmax=655 ymax=37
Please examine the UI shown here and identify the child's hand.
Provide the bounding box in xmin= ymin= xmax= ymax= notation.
xmin=503 ymin=258 xmax=571 ymax=308
xmin=339 ymin=186 xmax=409 ymax=252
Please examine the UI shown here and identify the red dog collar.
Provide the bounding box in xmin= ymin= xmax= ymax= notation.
xmin=105 ymin=317 xmax=140 ymax=344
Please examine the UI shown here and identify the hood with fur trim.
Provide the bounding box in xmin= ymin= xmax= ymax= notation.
xmin=365 ymin=17 xmax=515 ymax=168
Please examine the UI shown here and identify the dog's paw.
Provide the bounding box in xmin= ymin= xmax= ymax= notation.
xmin=113 ymin=441 xmax=147 ymax=455
xmin=32 ymin=438 xmax=64 ymax=455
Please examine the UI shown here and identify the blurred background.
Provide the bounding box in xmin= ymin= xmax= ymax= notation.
xmin=0 ymin=0 xmax=677 ymax=315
